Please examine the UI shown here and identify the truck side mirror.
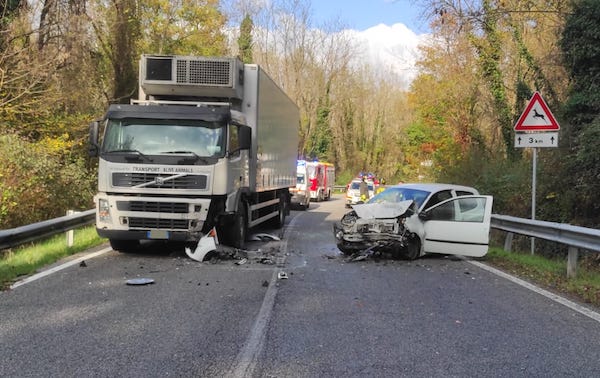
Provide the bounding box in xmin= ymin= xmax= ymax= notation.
xmin=89 ymin=121 xmax=99 ymax=157
xmin=239 ymin=125 xmax=251 ymax=150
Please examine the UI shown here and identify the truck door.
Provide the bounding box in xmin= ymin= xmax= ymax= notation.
xmin=421 ymin=196 xmax=493 ymax=257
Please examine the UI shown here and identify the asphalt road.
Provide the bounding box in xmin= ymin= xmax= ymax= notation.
xmin=2 ymin=195 xmax=600 ymax=377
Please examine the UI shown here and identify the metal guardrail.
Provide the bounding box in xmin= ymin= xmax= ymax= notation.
xmin=491 ymin=214 xmax=600 ymax=278
xmin=0 ymin=209 xmax=96 ymax=250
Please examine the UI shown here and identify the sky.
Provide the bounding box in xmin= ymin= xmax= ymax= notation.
xmin=309 ymin=0 xmax=428 ymax=34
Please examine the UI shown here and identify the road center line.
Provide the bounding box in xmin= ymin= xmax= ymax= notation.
xmin=469 ymin=260 xmax=600 ymax=323
xmin=226 ymin=212 xmax=303 ymax=378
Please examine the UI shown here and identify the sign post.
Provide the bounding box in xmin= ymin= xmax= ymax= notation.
xmin=514 ymin=91 xmax=560 ymax=254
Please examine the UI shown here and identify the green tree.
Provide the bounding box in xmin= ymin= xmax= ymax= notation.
xmin=137 ymin=0 xmax=227 ymax=56
xmin=238 ymin=13 xmax=253 ymax=63
xmin=559 ymin=0 xmax=600 ymax=226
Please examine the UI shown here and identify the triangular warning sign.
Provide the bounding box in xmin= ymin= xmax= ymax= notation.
xmin=514 ymin=91 xmax=560 ymax=131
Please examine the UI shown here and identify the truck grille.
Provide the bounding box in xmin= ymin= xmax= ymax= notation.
xmin=117 ymin=201 xmax=189 ymax=213
xmin=112 ymin=173 xmax=207 ymax=189
xmin=128 ymin=218 xmax=189 ymax=230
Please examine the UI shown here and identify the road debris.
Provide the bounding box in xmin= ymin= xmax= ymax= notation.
xmin=79 ymin=260 xmax=87 ymax=267
xmin=250 ymin=233 xmax=281 ymax=241
xmin=185 ymin=227 xmax=219 ymax=262
xmin=348 ymin=245 xmax=378 ymax=262
xmin=278 ymin=271 xmax=288 ymax=279
xmin=126 ymin=278 xmax=155 ymax=286
xmin=235 ymin=258 xmax=248 ymax=265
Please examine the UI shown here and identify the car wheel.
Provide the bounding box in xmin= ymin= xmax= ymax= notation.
xmin=404 ymin=236 xmax=421 ymax=260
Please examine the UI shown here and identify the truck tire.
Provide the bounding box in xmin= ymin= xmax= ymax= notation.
xmin=109 ymin=239 xmax=140 ymax=253
xmin=271 ymin=193 xmax=287 ymax=228
xmin=227 ymin=205 xmax=247 ymax=249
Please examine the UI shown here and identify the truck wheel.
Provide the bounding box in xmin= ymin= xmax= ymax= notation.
xmin=272 ymin=193 xmax=287 ymax=228
xmin=109 ymin=239 xmax=139 ymax=253
xmin=228 ymin=206 xmax=247 ymax=249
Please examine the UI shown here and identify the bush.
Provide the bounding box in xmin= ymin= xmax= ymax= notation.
xmin=0 ymin=133 xmax=96 ymax=229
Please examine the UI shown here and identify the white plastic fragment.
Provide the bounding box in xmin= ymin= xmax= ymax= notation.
xmin=185 ymin=227 xmax=219 ymax=262
xmin=126 ymin=278 xmax=155 ymax=285
xmin=277 ymin=271 xmax=288 ymax=279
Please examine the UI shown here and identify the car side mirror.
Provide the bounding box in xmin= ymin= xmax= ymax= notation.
xmin=418 ymin=210 xmax=431 ymax=221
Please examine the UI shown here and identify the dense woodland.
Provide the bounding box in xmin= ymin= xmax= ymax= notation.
xmin=0 ymin=0 xmax=598 ymax=230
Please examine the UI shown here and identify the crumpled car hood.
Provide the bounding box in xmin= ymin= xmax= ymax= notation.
xmin=351 ymin=200 xmax=415 ymax=219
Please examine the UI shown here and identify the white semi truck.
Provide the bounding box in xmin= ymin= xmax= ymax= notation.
xmin=89 ymin=54 xmax=300 ymax=252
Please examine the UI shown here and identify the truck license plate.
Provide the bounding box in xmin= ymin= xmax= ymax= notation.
xmin=147 ymin=230 xmax=169 ymax=239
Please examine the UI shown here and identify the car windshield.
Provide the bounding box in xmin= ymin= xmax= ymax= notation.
xmin=367 ymin=187 xmax=430 ymax=208
xmin=102 ymin=118 xmax=226 ymax=157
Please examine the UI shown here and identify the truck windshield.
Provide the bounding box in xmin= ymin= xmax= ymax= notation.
xmin=102 ymin=118 xmax=226 ymax=157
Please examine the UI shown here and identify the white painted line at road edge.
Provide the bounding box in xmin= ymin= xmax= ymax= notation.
xmin=469 ymin=260 xmax=600 ymax=323
xmin=225 ymin=212 xmax=303 ymax=378
xmin=9 ymin=247 xmax=113 ymax=290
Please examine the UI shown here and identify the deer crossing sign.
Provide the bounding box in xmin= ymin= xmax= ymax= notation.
xmin=514 ymin=91 xmax=560 ymax=132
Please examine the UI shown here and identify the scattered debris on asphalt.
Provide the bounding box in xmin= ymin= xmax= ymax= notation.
xmin=278 ymin=271 xmax=288 ymax=279
xmin=79 ymin=260 xmax=87 ymax=267
xmin=348 ymin=245 xmax=378 ymax=262
xmin=235 ymin=258 xmax=248 ymax=265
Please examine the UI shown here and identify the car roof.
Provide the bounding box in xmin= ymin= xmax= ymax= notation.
xmin=387 ymin=183 xmax=479 ymax=194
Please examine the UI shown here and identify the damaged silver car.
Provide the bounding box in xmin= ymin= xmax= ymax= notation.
xmin=333 ymin=183 xmax=493 ymax=260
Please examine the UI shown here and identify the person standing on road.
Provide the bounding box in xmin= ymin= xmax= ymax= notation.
xmin=359 ymin=176 xmax=370 ymax=202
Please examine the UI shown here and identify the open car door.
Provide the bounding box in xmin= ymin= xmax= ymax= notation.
xmin=421 ymin=195 xmax=493 ymax=257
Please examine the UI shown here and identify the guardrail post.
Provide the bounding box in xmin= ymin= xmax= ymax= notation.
xmin=503 ymin=232 xmax=514 ymax=252
xmin=66 ymin=210 xmax=75 ymax=247
xmin=567 ymin=246 xmax=578 ymax=278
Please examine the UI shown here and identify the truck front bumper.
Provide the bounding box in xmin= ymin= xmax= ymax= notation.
xmin=94 ymin=194 xmax=212 ymax=241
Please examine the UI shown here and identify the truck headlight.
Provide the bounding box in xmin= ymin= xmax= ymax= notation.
xmin=98 ymin=199 xmax=111 ymax=222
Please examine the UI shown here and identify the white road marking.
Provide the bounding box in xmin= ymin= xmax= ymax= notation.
xmin=225 ymin=212 xmax=303 ymax=378
xmin=469 ymin=260 xmax=600 ymax=323
xmin=9 ymin=247 xmax=113 ymax=289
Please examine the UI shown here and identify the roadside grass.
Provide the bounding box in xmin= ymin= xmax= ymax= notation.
xmin=0 ymin=226 xmax=106 ymax=290
xmin=485 ymin=247 xmax=600 ymax=307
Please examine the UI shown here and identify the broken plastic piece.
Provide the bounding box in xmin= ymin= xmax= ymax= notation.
xmin=250 ymin=233 xmax=281 ymax=241
xmin=277 ymin=271 xmax=288 ymax=279
xmin=236 ymin=258 xmax=248 ymax=265
xmin=185 ymin=227 xmax=219 ymax=262
xmin=126 ymin=278 xmax=155 ymax=285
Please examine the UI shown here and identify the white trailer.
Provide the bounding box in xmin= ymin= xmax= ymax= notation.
xmin=89 ymin=55 xmax=299 ymax=251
